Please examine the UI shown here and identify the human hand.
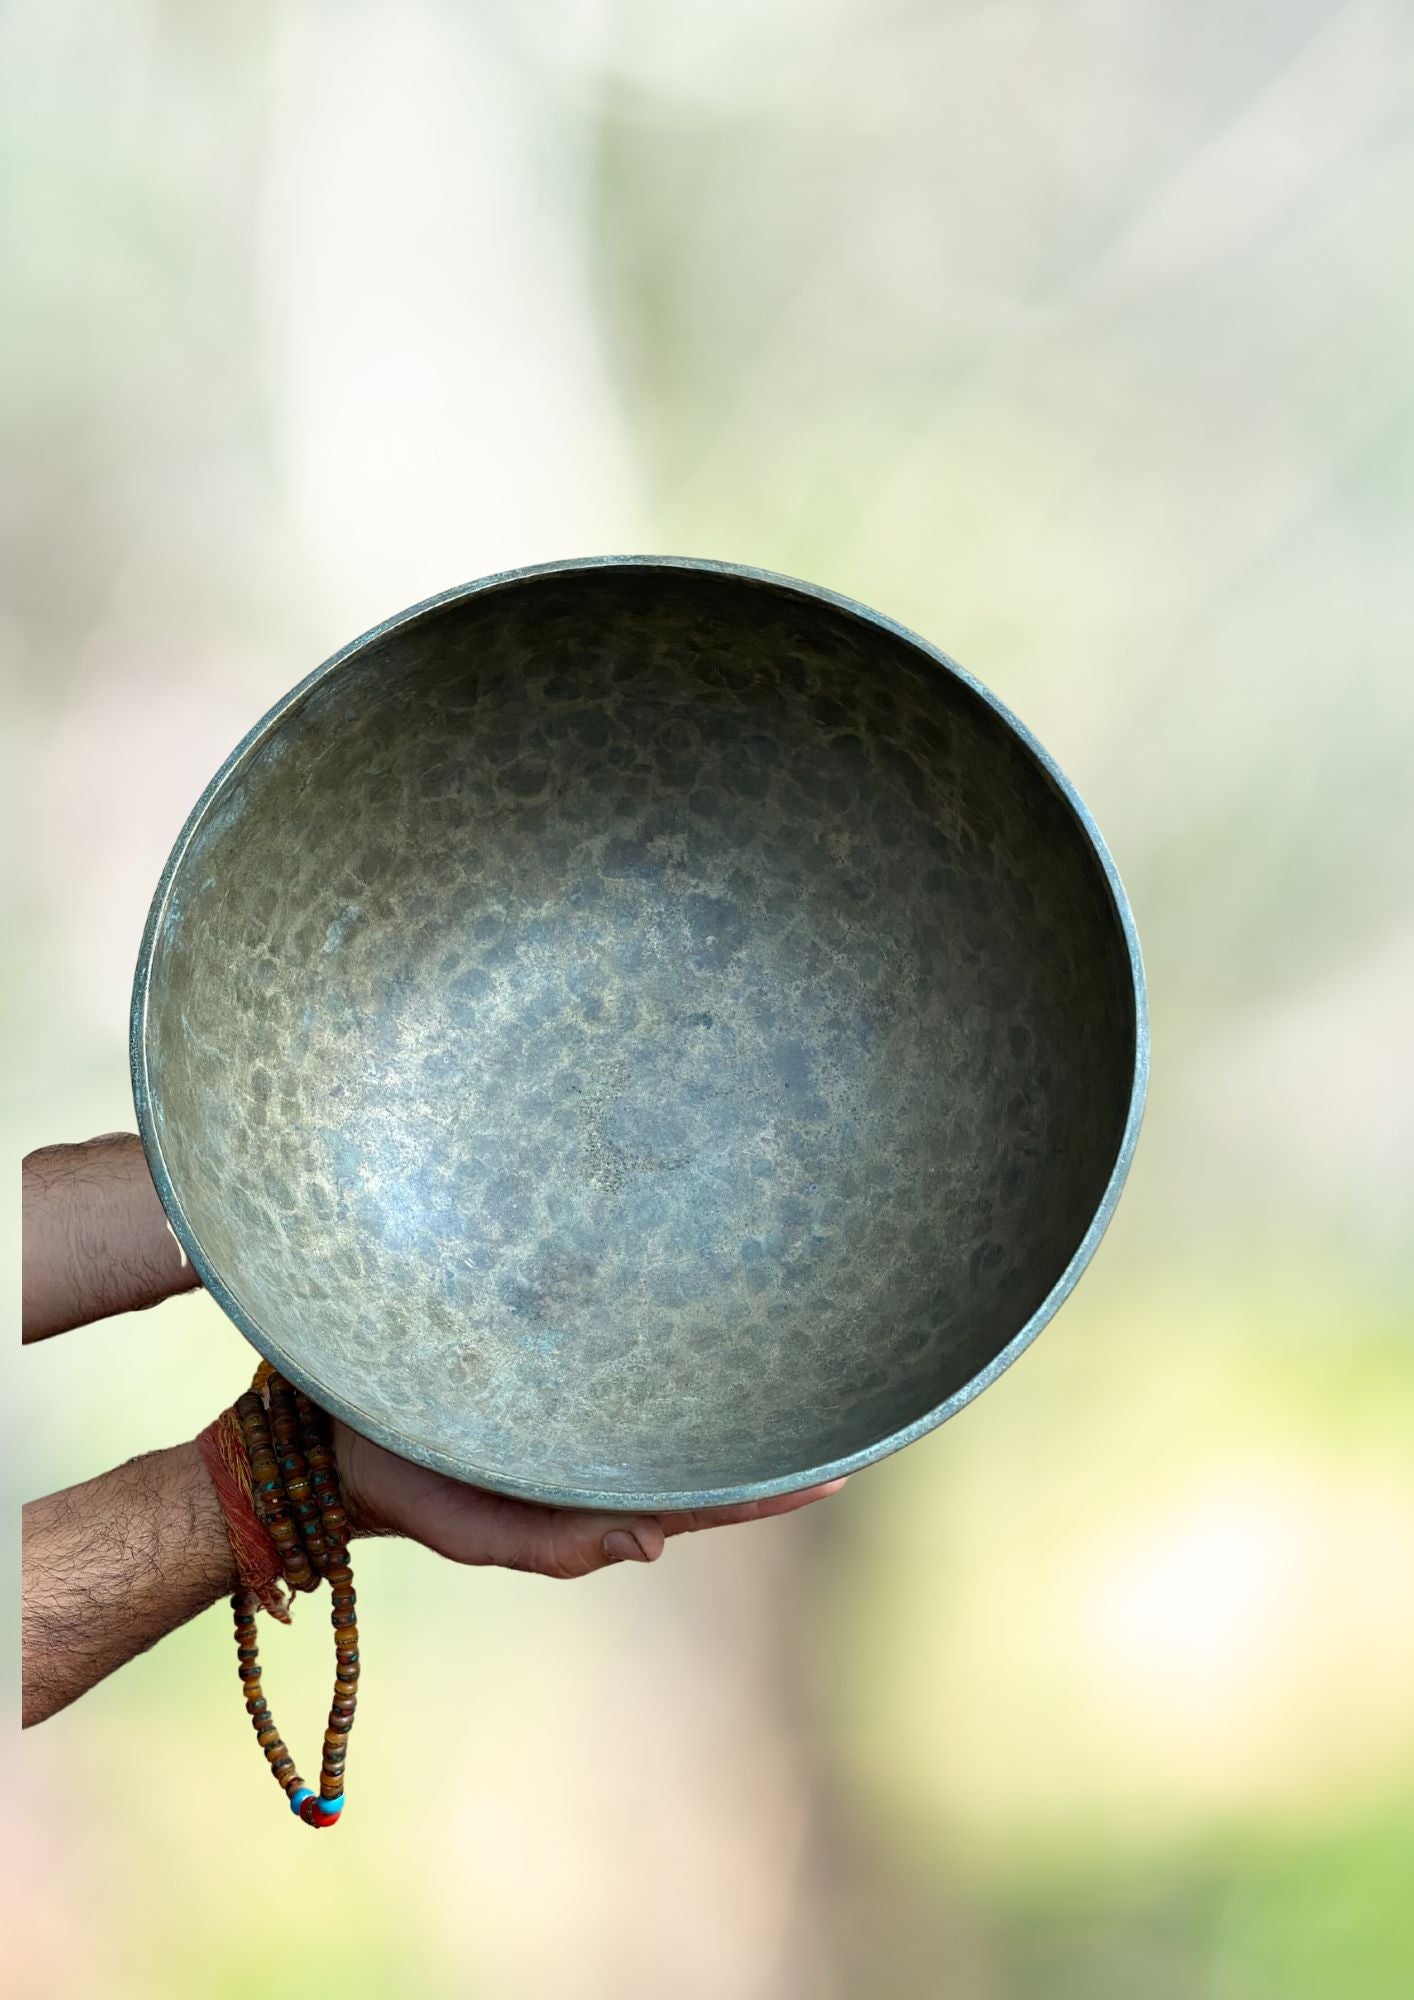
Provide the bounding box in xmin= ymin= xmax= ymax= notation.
xmin=23 ymin=1133 xmax=846 ymax=1578
xmin=22 ymin=1134 xmax=200 ymax=1342
xmin=333 ymin=1420 xmax=845 ymax=1580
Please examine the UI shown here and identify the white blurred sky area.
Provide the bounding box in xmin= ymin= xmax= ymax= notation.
xmin=6 ymin=4 xmax=1414 ymax=1997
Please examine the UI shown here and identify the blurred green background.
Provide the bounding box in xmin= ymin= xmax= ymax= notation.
xmin=7 ymin=2 xmax=1414 ymax=1995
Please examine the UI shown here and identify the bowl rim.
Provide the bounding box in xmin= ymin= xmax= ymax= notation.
xmin=131 ymin=553 xmax=1150 ymax=1511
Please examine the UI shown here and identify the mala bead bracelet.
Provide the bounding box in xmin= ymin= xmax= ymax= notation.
xmin=220 ymin=1366 xmax=359 ymax=1829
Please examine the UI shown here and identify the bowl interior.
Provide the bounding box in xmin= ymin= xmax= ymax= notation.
xmin=138 ymin=564 xmax=1138 ymax=1505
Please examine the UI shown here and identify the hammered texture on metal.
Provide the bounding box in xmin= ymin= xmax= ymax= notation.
xmin=140 ymin=566 xmax=1136 ymax=1501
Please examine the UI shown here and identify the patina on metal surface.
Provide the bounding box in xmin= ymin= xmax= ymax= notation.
xmin=131 ymin=557 xmax=1147 ymax=1511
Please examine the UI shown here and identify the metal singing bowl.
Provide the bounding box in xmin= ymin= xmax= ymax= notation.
xmin=132 ymin=558 xmax=1147 ymax=1510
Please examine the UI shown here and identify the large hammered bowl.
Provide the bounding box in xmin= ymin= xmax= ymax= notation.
xmin=133 ymin=558 xmax=1147 ymax=1510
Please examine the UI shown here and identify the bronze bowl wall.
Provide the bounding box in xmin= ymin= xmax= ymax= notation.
xmin=132 ymin=558 xmax=1147 ymax=1510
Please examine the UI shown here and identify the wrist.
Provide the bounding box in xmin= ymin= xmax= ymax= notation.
xmin=22 ymin=1134 xmax=200 ymax=1341
xmin=165 ymin=1439 xmax=245 ymax=1599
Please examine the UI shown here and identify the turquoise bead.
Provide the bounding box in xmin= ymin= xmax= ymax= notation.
xmin=317 ymin=1794 xmax=344 ymax=1815
xmin=290 ymin=1787 xmax=314 ymax=1815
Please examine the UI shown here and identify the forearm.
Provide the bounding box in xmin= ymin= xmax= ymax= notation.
xmin=22 ymin=1134 xmax=199 ymax=1341
xmin=22 ymin=1440 xmax=239 ymax=1727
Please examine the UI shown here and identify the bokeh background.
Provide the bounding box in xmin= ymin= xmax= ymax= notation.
xmin=7 ymin=2 xmax=1414 ymax=1995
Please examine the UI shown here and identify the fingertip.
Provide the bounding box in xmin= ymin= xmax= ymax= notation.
xmin=795 ymin=1476 xmax=849 ymax=1502
xmin=750 ymin=1476 xmax=849 ymax=1519
xmin=634 ymin=1517 xmax=666 ymax=1562
xmin=601 ymin=1518 xmax=665 ymax=1565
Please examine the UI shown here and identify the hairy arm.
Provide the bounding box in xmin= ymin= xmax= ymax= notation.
xmin=22 ymin=1440 xmax=240 ymax=1728
xmin=22 ymin=1134 xmax=199 ymax=1343
xmin=23 ymin=1428 xmax=844 ymax=1727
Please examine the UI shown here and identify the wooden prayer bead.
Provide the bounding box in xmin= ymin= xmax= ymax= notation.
xmin=221 ymin=1370 xmax=358 ymax=1828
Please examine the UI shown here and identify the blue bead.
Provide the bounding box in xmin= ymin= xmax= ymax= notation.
xmin=317 ymin=1794 xmax=344 ymax=1815
xmin=290 ymin=1787 xmax=315 ymax=1816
